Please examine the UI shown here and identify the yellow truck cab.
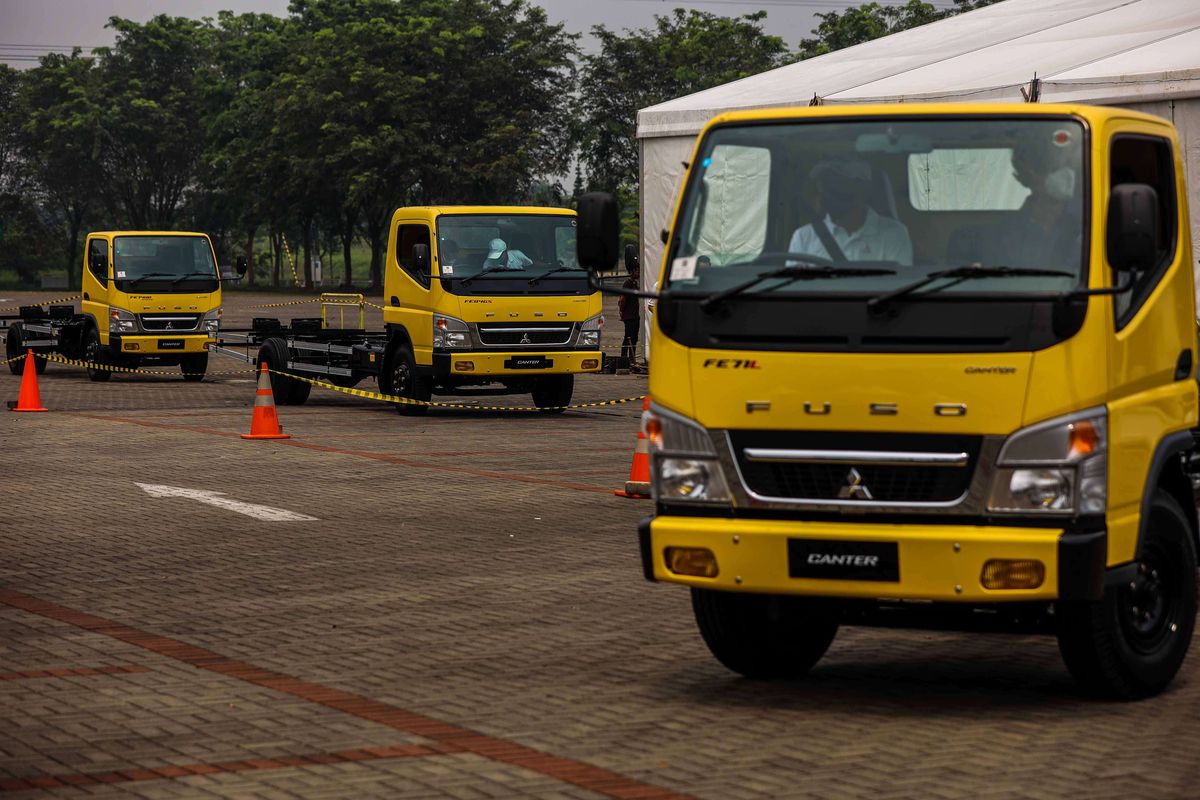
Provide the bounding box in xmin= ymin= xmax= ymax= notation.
xmin=577 ymin=103 xmax=1200 ymax=698
xmin=380 ymin=206 xmax=603 ymax=414
xmin=4 ymin=231 xmax=240 ymax=382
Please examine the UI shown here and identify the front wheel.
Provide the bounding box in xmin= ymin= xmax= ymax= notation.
xmin=180 ymin=353 xmax=208 ymax=382
xmin=1056 ymin=490 xmax=1198 ymax=699
xmin=385 ymin=345 xmax=430 ymax=417
xmin=691 ymin=588 xmax=839 ymax=679
xmin=531 ymin=374 xmax=574 ymax=413
xmin=84 ymin=328 xmax=111 ymax=382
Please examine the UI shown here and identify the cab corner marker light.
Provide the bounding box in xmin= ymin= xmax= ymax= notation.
xmin=981 ymin=559 xmax=1045 ymax=590
xmin=454 ymin=361 xmax=474 ymax=372
xmin=581 ymin=358 xmax=599 ymax=370
xmin=664 ymin=546 xmax=718 ymax=578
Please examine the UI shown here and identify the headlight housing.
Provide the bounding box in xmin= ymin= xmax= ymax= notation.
xmin=645 ymin=403 xmax=731 ymax=504
xmin=432 ymin=314 xmax=470 ymax=349
xmin=578 ymin=314 xmax=603 ymax=348
xmin=109 ymin=306 xmax=137 ymax=334
xmin=987 ymin=408 xmax=1107 ymax=515
xmin=202 ymin=308 xmax=222 ymax=337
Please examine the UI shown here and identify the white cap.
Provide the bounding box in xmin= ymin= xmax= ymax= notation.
xmin=487 ymin=238 xmax=506 ymax=259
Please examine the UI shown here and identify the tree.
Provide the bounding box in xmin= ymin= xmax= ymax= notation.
xmin=578 ymin=10 xmax=791 ymax=197
xmin=799 ymin=0 xmax=1004 ymax=59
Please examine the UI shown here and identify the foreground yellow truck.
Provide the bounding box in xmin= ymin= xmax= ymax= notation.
xmin=216 ymin=206 xmax=603 ymax=413
xmin=3 ymin=231 xmax=242 ymax=381
xmin=578 ymin=103 xmax=1199 ymax=698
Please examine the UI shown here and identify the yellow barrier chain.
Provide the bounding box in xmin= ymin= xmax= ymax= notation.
xmin=38 ymin=352 xmax=256 ymax=377
xmin=0 ymin=294 xmax=81 ymax=313
xmin=0 ymin=352 xmax=28 ymax=367
xmin=247 ymin=297 xmax=317 ymax=310
xmin=272 ymin=368 xmax=644 ymax=412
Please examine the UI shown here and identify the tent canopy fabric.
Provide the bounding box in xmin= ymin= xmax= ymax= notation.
xmin=637 ymin=0 xmax=1200 ymax=139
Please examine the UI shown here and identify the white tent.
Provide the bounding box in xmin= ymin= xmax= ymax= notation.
xmin=636 ymin=0 xmax=1200 ymax=311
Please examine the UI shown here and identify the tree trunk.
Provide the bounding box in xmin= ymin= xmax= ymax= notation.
xmin=66 ymin=205 xmax=85 ymax=292
xmin=244 ymin=226 xmax=257 ymax=287
xmin=271 ymin=229 xmax=282 ymax=289
xmin=302 ymin=221 xmax=313 ymax=290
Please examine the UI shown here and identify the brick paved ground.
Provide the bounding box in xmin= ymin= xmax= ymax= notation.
xmin=0 ymin=290 xmax=1197 ymax=799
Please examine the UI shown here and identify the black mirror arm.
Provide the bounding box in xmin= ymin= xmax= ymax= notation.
xmin=587 ymin=272 xmax=660 ymax=300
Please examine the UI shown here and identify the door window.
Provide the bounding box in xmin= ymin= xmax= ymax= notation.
xmin=1111 ymin=135 xmax=1177 ymax=326
xmin=395 ymin=224 xmax=431 ymax=287
xmin=88 ymin=239 xmax=108 ymax=284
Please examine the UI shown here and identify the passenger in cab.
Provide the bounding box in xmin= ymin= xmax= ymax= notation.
xmin=483 ymin=238 xmax=533 ymax=270
xmin=789 ymin=155 xmax=913 ymax=267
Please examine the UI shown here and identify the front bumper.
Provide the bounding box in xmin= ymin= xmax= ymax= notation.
xmin=434 ymin=350 xmax=603 ymax=376
xmin=639 ymin=515 xmax=1106 ymax=602
xmin=113 ymin=334 xmax=213 ymax=355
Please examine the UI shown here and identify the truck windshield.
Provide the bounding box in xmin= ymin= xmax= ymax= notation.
xmin=113 ymin=235 xmax=219 ymax=293
xmin=670 ymin=118 xmax=1086 ymax=300
xmin=436 ymin=214 xmax=590 ymax=295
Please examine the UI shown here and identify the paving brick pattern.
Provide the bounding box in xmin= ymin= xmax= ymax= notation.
xmin=0 ymin=291 xmax=1197 ymax=798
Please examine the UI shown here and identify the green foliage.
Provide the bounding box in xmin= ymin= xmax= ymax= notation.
xmin=578 ymin=10 xmax=791 ymax=196
xmin=799 ymin=0 xmax=1004 ymax=59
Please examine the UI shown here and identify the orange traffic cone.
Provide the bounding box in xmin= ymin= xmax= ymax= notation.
xmin=615 ymin=396 xmax=651 ymax=498
xmin=8 ymin=349 xmax=47 ymax=412
xmin=241 ymin=361 xmax=290 ymax=439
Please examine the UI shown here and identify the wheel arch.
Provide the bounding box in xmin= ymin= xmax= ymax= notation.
xmin=1142 ymin=430 xmax=1199 ymax=565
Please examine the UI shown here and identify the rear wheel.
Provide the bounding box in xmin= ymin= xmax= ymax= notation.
xmin=84 ymin=327 xmax=111 ymax=382
xmin=691 ymin=588 xmax=839 ymax=679
xmin=180 ymin=353 xmax=208 ymax=382
xmin=256 ymin=338 xmax=308 ymax=405
xmin=1056 ymin=490 xmax=1198 ymax=699
xmin=384 ymin=345 xmax=430 ymax=417
xmin=5 ymin=323 xmax=44 ymax=375
xmin=531 ymin=374 xmax=574 ymax=412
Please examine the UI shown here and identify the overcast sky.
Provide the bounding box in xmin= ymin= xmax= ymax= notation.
xmin=0 ymin=0 xmax=962 ymax=65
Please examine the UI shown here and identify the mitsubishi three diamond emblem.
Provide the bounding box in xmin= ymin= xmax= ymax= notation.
xmin=837 ymin=467 xmax=874 ymax=500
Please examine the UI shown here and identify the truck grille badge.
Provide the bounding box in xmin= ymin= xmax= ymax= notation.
xmin=837 ymin=467 xmax=874 ymax=500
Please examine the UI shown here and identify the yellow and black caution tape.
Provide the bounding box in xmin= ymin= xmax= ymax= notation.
xmin=37 ymin=352 xmax=256 ymax=377
xmin=0 ymin=352 xmax=28 ymax=367
xmin=247 ymin=297 xmax=316 ymax=310
xmin=0 ymin=293 xmax=81 ymax=313
xmin=281 ymin=234 xmax=302 ymax=288
xmin=273 ymin=368 xmax=644 ymax=412
xmin=246 ymin=296 xmax=386 ymax=311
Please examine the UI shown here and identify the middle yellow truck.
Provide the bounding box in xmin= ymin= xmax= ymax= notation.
xmin=216 ymin=206 xmax=604 ymax=413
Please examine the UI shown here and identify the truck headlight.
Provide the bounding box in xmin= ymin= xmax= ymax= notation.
xmin=578 ymin=314 xmax=603 ymax=348
xmin=987 ymin=408 xmax=1106 ymax=514
xmin=432 ymin=314 xmax=470 ymax=349
xmin=202 ymin=308 xmax=222 ymax=337
xmin=109 ymin=306 xmax=137 ymax=333
xmin=645 ymin=403 xmax=731 ymax=504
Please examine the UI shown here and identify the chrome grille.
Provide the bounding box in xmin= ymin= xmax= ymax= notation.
xmin=477 ymin=323 xmax=572 ymax=347
xmin=139 ymin=314 xmax=201 ymax=332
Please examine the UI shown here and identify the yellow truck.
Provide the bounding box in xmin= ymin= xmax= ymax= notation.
xmin=578 ymin=103 xmax=1199 ymax=698
xmin=216 ymin=206 xmax=603 ymax=413
xmin=3 ymin=231 xmax=241 ymax=381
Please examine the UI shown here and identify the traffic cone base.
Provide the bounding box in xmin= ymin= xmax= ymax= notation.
xmin=242 ymin=361 xmax=290 ymax=439
xmin=615 ymin=396 xmax=651 ymax=499
xmin=10 ymin=349 xmax=47 ymax=412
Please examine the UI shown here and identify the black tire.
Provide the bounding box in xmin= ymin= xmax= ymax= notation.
xmin=691 ymin=588 xmax=839 ymax=679
xmin=531 ymin=374 xmax=574 ymax=413
xmin=384 ymin=344 xmax=430 ymax=416
xmin=180 ymin=353 xmax=208 ymax=382
xmin=1056 ymin=490 xmax=1198 ymax=700
xmin=84 ymin=327 xmax=111 ymax=382
xmin=256 ymin=338 xmax=309 ymax=405
xmin=5 ymin=323 xmax=43 ymax=375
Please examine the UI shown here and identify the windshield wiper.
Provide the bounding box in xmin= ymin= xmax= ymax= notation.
xmin=170 ymin=271 xmax=219 ymax=286
xmin=700 ymin=264 xmax=898 ymax=312
xmin=123 ymin=272 xmax=175 ymax=286
xmin=460 ymin=264 xmax=519 ymax=286
xmin=527 ymin=266 xmax=584 ymax=285
xmin=867 ymin=265 xmax=1076 ymax=314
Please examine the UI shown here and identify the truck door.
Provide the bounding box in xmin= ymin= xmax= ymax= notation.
xmin=82 ymin=236 xmax=111 ymax=344
xmin=392 ymin=221 xmax=435 ymax=365
xmin=1104 ymin=124 xmax=1196 ymax=564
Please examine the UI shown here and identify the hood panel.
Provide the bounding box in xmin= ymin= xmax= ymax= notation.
xmin=450 ymin=293 xmax=600 ymax=324
xmin=686 ymin=349 xmax=1033 ymax=434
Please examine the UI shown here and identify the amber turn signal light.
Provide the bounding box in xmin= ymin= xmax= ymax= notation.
xmin=664 ymin=547 xmax=719 ymax=578
xmin=454 ymin=361 xmax=475 ymax=372
xmin=981 ymin=559 xmax=1045 ymax=590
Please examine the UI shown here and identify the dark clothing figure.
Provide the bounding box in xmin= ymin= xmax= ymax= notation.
xmin=618 ymin=269 xmax=641 ymax=369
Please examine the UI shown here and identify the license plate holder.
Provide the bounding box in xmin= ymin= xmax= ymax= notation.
xmin=504 ymin=355 xmax=552 ymax=370
xmin=787 ymin=538 xmax=899 ymax=582
xmin=157 ymin=339 xmax=185 ymax=350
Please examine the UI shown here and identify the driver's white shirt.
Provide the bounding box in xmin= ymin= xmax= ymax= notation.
xmin=789 ymin=208 xmax=913 ymax=266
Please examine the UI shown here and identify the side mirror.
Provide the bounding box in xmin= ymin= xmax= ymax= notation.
xmin=413 ymin=244 xmax=430 ymax=276
xmin=1108 ymin=183 xmax=1158 ymax=272
xmin=235 ymin=255 xmax=248 ymax=278
xmin=577 ymin=192 xmax=619 ymax=272
xmin=624 ymin=243 xmax=639 ymax=273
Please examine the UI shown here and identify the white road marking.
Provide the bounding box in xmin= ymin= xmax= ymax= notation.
xmin=135 ymin=483 xmax=318 ymax=522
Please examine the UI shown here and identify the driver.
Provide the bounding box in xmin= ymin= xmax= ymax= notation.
xmin=483 ymin=237 xmax=533 ymax=270
xmin=789 ymin=155 xmax=912 ymax=266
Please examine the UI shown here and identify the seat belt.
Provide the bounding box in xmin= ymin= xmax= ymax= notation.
xmin=800 ymin=201 xmax=849 ymax=264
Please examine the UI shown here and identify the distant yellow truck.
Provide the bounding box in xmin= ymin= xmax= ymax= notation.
xmin=3 ymin=231 xmax=243 ymax=381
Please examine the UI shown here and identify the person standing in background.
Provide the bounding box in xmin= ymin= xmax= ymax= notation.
xmin=618 ymin=253 xmax=641 ymax=371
